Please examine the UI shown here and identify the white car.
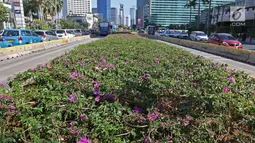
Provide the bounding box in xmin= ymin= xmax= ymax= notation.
xmin=55 ymin=29 xmax=75 ymax=39
xmin=172 ymin=31 xmax=182 ymax=38
xmin=156 ymin=31 xmax=165 ymax=36
xmin=190 ymin=31 xmax=208 ymax=41
xmin=179 ymin=32 xmax=189 ymax=39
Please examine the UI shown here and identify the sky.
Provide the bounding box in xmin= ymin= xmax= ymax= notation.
xmin=92 ymin=0 xmax=136 ymax=16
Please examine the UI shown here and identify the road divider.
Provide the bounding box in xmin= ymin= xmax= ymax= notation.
xmin=0 ymin=35 xmax=90 ymax=62
xmin=138 ymin=34 xmax=255 ymax=66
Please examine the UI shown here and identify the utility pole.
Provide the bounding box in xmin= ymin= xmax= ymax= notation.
xmin=216 ymin=4 xmax=220 ymax=32
xmin=206 ymin=0 xmax=212 ymax=36
xmin=197 ymin=0 xmax=201 ymax=28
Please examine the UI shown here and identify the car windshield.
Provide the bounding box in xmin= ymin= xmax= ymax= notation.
xmin=56 ymin=30 xmax=65 ymax=34
xmin=2 ymin=30 xmax=19 ymax=36
xmin=220 ymin=35 xmax=236 ymax=40
xmin=75 ymin=30 xmax=81 ymax=32
xmin=197 ymin=33 xmax=206 ymax=36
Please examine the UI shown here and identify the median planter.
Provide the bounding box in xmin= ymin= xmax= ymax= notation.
xmin=0 ymin=34 xmax=254 ymax=143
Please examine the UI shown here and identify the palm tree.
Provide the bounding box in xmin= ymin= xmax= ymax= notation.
xmin=202 ymin=0 xmax=212 ymax=35
xmin=49 ymin=0 xmax=63 ymax=28
xmin=184 ymin=0 xmax=198 ymax=24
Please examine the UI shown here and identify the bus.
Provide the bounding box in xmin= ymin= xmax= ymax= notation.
xmin=99 ymin=22 xmax=111 ymax=36
xmin=146 ymin=25 xmax=156 ymax=35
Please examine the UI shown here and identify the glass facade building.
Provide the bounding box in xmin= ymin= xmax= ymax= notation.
xmin=97 ymin=0 xmax=111 ymax=21
xmin=150 ymin=0 xmax=234 ymax=26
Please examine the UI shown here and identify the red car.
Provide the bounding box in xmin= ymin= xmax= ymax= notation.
xmin=208 ymin=33 xmax=243 ymax=49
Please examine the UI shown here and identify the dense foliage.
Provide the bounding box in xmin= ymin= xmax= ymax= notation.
xmin=0 ymin=34 xmax=254 ymax=142
xmin=0 ymin=2 xmax=9 ymax=23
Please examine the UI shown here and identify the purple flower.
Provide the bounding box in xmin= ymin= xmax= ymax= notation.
xmin=0 ymin=94 xmax=4 ymax=100
xmin=80 ymin=114 xmax=86 ymax=120
xmin=70 ymin=121 xmax=75 ymax=126
xmin=78 ymin=137 xmax=91 ymax=143
xmin=134 ymin=106 xmax=144 ymax=113
xmin=227 ymin=77 xmax=235 ymax=83
xmin=144 ymin=136 xmax=149 ymax=143
xmin=147 ymin=110 xmax=161 ymax=121
xmin=142 ymin=74 xmax=151 ymax=80
xmin=114 ymin=56 xmax=120 ymax=60
xmin=124 ymin=61 xmax=129 ymax=65
xmin=5 ymin=96 xmax=14 ymax=101
xmin=186 ymin=115 xmax=192 ymax=120
xmin=94 ymin=81 xmax=99 ymax=89
xmin=194 ymin=82 xmax=198 ymax=87
xmin=68 ymin=93 xmax=78 ymax=103
xmin=0 ymin=82 xmax=4 ymax=86
xmin=169 ymin=141 xmax=173 ymax=143
xmin=182 ymin=121 xmax=189 ymax=127
xmin=93 ymin=88 xmax=99 ymax=95
xmin=31 ymin=67 xmax=36 ymax=71
xmin=100 ymin=57 xmax=106 ymax=63
xmin=154 ymin=58 xmax=159 ymax=63
xmin=110 ymin=63 xmax=115 ymax=68
xmin=252 ymin=90 xmax=255 ymax=95
xmin=70 ymin=70 xmax=78 ymax=79
xmin=8 ymin=105 xmax=16 ymax=110
xmin=223 ymin=86 xmax=229 ymax=92
xmin=95 ymin=96 xmax=100 ymax=102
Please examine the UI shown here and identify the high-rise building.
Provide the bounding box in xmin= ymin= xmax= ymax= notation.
xmin=63 ymin=0 xmax=92 ymax=18
xmin=97 ymin=0 xmax=111 ymax=21
xmin=110 ymin=7 xmax=118 ymax=24
xmin=130 ymin=7 xmax=136 ymax=26
xmin=149 ymin=0 xmax=234 ymax=26
xmin=125 ymin=15 xmax=130 ymax=27
xmin=10 ymin=0 xmax=25 ymax=28
xmin=92 ymin=8 xmax=97 ymax=13
xmin=119 ymin=4 xmax=124 ymax=25
xmin=136 ymin=0 xmax=149 ymax=28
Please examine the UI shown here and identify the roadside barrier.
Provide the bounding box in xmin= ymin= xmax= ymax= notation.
xmin=138 ymin=34 xmax=255 ymax=65
xmin=0 ymin=35 xmax=90 ymax=62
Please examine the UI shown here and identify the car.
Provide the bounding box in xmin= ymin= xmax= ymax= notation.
xmin=1 ymin=29 xmax=43 ymax=46
xmin=55 ymin=29 xmax=74 ymax=39
xmin=172 ymin=31 xmax=182 ymax=38
xmin=34 ymin=30 xmax=58 ymax=41
xmin=156 ymin=30 xmax=165 ymax=36
xmin=0 ymin=38 xmax=12 ymax=48
xmin=208 ymin=33 xmax=243 ymax=49
xmin=81 ymin=29 xmax=90 ymax=35
xmin=190 ymin=31 xmax=208 ymax=41
xmin=179 ymin=31 xmax=189 ymax=39
xmin=74 ymin=29 xmax=83 ymax=36
xmin=163 ymin=30 xmax=173 ymax=37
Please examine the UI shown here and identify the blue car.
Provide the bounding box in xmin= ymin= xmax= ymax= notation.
xmin=1 ymin=29 xmax=43 ymax=46
xmin=0 ymin=39 xmax=12 ymax=48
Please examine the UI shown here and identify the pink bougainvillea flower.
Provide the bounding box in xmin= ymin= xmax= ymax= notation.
xmin=8 ymin=105 xmax=16 ymax=110
xmin=144 ymin=136 xmax=149 ymax=143
xmin=186 ymin=115 xmax=192 ymax=120
xmin=80 ymin=114 xmax=86 ymax=120
xmin=252 ymin=90 xmax=255 ymax=95
xmin=93 ymin=88 xmax=99 ymax=95
xmin=124 ymin=61 xmax=129 ymax=65
xmin=5 ymin=95 xmax=14 ymax=101
xmin=227 ymin=77 xmax=235 ymax=83
xmin=182 ymin=121 xmax=189 ymax=127
xmin=0 ymin=82 xmax=4 ymax=86
xmin=134 ymin=106 xmax=144 ymax=113
xmin=95 ymin=96 xmax=100 ymax=102
xmin=142 ymin=74 xmax=151 ymax=80
xmin=223 ymin=86 xmax=229 ymax=92
xmin=70 ymin=70 xmax=78 ymax=79
xmin=31 ymin=67 xmax=36 ymax=71
xmin=94 ymin=81 xmax=99 ymax=89
xmin=78 ymin=137 xmax=91 ymax=143
xmin=154 ymin=57 xmax=159 ymax=63
xmin=147 ymin=110 xmax=161 ymax=121
xmin=194 ymin=82 xmax=198 ymax=87
xmin=114 ymin=56 xmax=120 ymax=60
xmin=0 ymin=94 xmax=4 ymax=100
xmin=100 ymin=57 xmax=106 ymax=63
xmin=68 ymin=93 xmax=77 ymax=103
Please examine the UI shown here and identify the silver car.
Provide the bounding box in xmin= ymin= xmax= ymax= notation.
xmin=34 ymin=30 xmax=58 ymax=41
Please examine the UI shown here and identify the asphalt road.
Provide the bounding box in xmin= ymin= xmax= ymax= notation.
xmin=0 ymin=37 xmax=101 ymax=83
xmin=243 ymin=44 xmax=255 ymax=51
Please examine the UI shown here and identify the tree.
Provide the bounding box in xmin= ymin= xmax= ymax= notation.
xmin=23 ymin=0 xmax=38 ymax=18
xmin=0 ymin=2 xmax=9 ymax=22
xmin=184 ymin=0 xmax=197 ymax=24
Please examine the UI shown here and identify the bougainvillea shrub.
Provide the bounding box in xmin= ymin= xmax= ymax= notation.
xmin=0 ymin=34 xmax=254 ymax=142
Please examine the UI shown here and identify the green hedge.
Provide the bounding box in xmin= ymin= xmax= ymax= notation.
xmin=0 ymin=34 xmax=254 ymax=142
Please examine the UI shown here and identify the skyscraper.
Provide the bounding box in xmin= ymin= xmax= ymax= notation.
xmin=125 ymin=15 xmax=130 ymax=27
xmin=110 ymin=7 xmax=118 ymax=24
xmin=119 ymin=4 xmax=124 ymax=25
xmin=92 ymin=8 xmax=97 ymax=13
xmin=97 ymin=0 xmax=111 ymax=21
xmin=63 ymin=0 xmax=92 ymax=18
xmin=130 ymin=7 xmax=136 ymax=26
xmin=149 ymin=0 xmax=234 ymax=26
xmin=136 ymin=0 xmax=149 ymax=28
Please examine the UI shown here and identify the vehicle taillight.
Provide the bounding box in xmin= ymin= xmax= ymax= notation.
xmin=43 ymin=34 xmax=46 ymax=38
